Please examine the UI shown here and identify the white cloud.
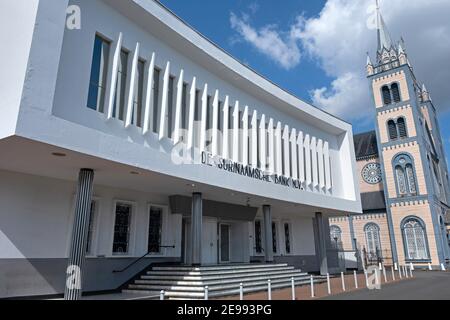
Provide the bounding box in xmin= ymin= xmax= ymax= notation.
xmin=230 ymin=0 xmax=450 ymax=123
xmin=229 ymin=12 xmax=303 ymax=70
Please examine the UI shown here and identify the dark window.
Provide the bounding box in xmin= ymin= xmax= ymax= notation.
xmin=148 ymin=207 xmax=163 ymax=253
xmin=86 ymin=201 xmax=96 ymax=254
xmin=152 ymin=68 xmax=161 ymax=133
xmin=272 ymin=222 xmax=278 ymax=253
xmin=254 ymin=220 xmax=262 ymax=254
xmin=87 ymin=35 xmax=110 ymax=112
xmin=113 ymin=49 xmax=129 ymax=120
xmin=132 ymin=59 xmax=145 ymax=127
xmin=388 ymin=120 xmax=398 ymax=140
xmin=181 ymin=83 xmax=188 ymax=131
xmin=112 ymin=203 xmax=132 ymax=254
xmin=397 ymin=117 xmax=408 ymax=138
xmin=391 ymin=83 xmax=401 ymax=103
xmin=284 ymin=223 xmax=291 ymax=254
xmin=167 ymin=76 xmax=175 ymax=138
xmin=382 ymin=86 xmax=392 ymax=105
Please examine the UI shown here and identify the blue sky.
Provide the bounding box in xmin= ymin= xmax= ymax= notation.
xmin=159 ymin=0 xmax=450 ymax=165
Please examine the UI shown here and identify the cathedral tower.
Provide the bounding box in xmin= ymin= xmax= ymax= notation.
xmin=367 ymin=2 xmax=450 ymax=267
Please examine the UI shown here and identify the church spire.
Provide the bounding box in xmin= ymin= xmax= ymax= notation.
xmin=376 ymin=0 xmax=397 ymax=63
xmin=376 ymin=0 xmax=393 ymax=52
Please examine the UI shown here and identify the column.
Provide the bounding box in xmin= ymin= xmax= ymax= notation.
xmin=191 ymin=193 xmax=203 ymax=266
xmin=315 ymin=212 xmax=328 ymax=275
xmin=64 ymin=169 xmax=95 ymax=300
xmin=348 ymin=215 xmax=357 ymax=251
xmin=263 ymin=205 xmax=274 ymax=263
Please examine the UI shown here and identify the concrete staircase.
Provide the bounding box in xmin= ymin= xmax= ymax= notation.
xmin=123 ymin=263 xmax=325 ymax=300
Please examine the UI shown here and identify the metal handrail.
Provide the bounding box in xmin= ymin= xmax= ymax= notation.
xmin=112 ymin=245 xmax=175 ymax=273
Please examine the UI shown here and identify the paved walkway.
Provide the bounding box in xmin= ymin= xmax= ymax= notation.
xmin=321 ymin=271 xmax=450 ymax=300
xmin=220 ymin=272 xmax=409 ymax=300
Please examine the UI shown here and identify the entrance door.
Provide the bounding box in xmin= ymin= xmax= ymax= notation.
xmin=220 ymin=224 xmax=231 ymax=263
xmin=202 ymin=218 xmax=218 ymax=265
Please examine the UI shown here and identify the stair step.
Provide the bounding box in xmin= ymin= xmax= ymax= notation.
xmin=135 ymin=272 xmax=308 ymax=286
xmin=141 ymin=268 xmax=302 ymax=281
xmin=152 ymin=264 xmax=289 ymax=272
xmin=154 ymin=278 xmax=326 ymax=300
xmin=129 ymin=275 xmax=315 ymax=292
xmin=146 ymin=266 xmax=295 ymax=276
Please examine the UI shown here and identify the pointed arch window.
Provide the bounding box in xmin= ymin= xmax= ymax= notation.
xmin=391 ymin=83 xmax=401 ymax=103
xmin=364 ymin=223 xmax=382 ymax=258
xmin=382 ymin=86 xmax=392 ymax=105
xmin=388 ymin=120 xmax=398 ymax=140
xmin=330 ymin=225 xmax=342 ymax=250
xmin=394 ymin=154 xmax=417 ymax=196
xmin=402 ymin=217 xmax=429 ymax=260
xmin=397 ymin=117 xmax=407 ymax=138
xmin=387 ymin=117 xmax=408 ymax=141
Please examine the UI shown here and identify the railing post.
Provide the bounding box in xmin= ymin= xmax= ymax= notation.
xmin=410 ymin=265 xmax=413 ymax=278
xmin=364 ymin=270 xmax=369 ymax=288
xmin=341 ymin=272 xmax=346 ymax=291
xmin=267 ymin=279 xmax=272 ymax=301
xmin=354 ymin=270 xmax=358 ymax=289
xmin=398 ymin=266 xmax=402 ymax=279
xmin=291 ymin=277 xmax=296 ymax=300
xmin=327 ymin=273 xmax=331 ymax=295
xmin=240 ymin=283 xmax=244 ymax=301
xmin=204 ymin=286 xmax=209 ymax=300
xmin=382 ymin=265 xmax=387 ymax=283
xmin=428 ymin=263 xmax=432 ymax=271
xmin=405 ymin=265 xmax=409 ymax=278
xmin=160 ymin=290 xmax=165 ymax=300
xmin=391 ymin=265 xmax=396 ymax=281
xmin=310 ymin=275 xmax=315 ymax=298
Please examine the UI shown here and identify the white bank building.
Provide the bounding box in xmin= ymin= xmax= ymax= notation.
xmin=0 ymin=0 xmax=361 ymax=299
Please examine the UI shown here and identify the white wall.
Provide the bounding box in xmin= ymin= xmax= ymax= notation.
xmin=10 ymin=0 xmax=361 ymax=214
xmin=0 ymin=0 xmax=40 ymax=139
xmin=0 ymin=170 xmax=182 ymax=259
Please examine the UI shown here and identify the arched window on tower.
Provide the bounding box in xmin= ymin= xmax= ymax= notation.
xmin=397 ymin=117 xmax=408 ymax=139
xmin=391 ymin=83 xmax=401 ymax=103
xmin=402 ymin=217 xmax=429 ymax=260
xmin=364 ymin=223 xmax=382 ymax=260
xmin=329 ymin=225 xmax=342 ymax=250
xmin=382 ymin=86 xmax=392 ymax=105
xmin=388 ymin=120 xmax=398 ymax=140
xmin=394 ymin=154 xmax=417 ymax=196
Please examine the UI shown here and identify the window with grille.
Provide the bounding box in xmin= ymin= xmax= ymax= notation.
xmin=284 ymin=223 xmax=291 ymax=254
xmin=330 ymin=225 xmax=342 ymax=250
xmin=254 ymin=220 xmax=262 ymax=254
xmin=272 ymin=222 xmax=278 ymax=253
xmin=403 ymin=218 xmax=429 ymax=260
xmin=364 ymin=223 xmax=382 ymax=258
xmin=148 ymin=206 xmax=163 ymax=254
xmin=112 ymin=203 xmax=132 ymax=254
xmin=394 ymin=154 xmax=417 ymax=196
